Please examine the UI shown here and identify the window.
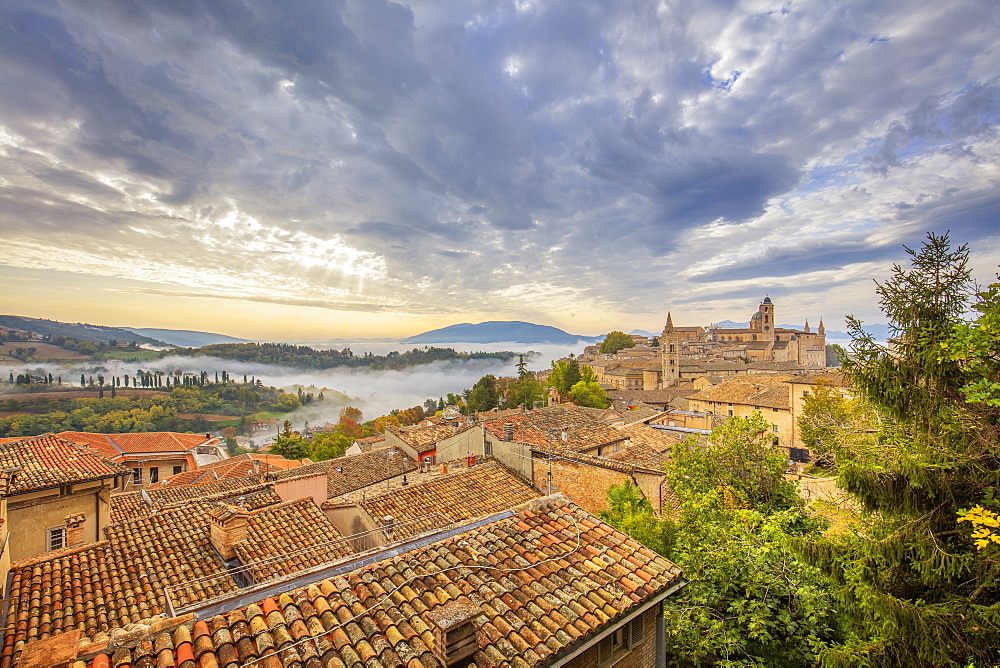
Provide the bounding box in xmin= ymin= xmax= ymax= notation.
xmin=728 ymin=409 xmax=734 ymax=416
xmin=484 ymin=440 xmax=493 ymax=456
xmin=149 ymin=467 xmax=159 ymax=484
xmin=47 ymin=527 xmax=66 ymax=551
xmin=772 ymin=407 xmax=779 ymax=412
xmin=173 ymin=465 xmax=182 ymax=476
xmin=772 ymin=424 xmax=779 ymax=432
xmin=773 ymin=436 xmax=780 ymax=446
xmin=611 ymin=626 xmax=626 ymax=651
xmin=132 ymin=468 xmax=141 ymax=485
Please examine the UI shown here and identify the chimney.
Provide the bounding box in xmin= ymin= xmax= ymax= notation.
xmin=427 ymin=600 xmax=480 ymax=666
xmin=64 ymin=514 xmax=86 ymax=548
xmin=503 ymin=423 xmax=514 ymax=442
xmin=208 ymin=504 xmax=251 ymax=560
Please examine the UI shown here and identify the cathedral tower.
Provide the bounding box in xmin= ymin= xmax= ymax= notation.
xmin=660 ymin=312 xmax=680 ymax=387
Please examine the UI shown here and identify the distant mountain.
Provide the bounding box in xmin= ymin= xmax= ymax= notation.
xmin=0 ymin=315 xmax=168 ymax=346
xmin=628 ymin=329 xmax=659 ymax=338
xmin=124 ymin=328 xmax=252 ymax=348
xmin=404 ymin=321 xmax=601 ymax=344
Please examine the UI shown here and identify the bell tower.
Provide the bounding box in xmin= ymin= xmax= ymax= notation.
xmin=660 ymin=312 xmax=680 ymax=387
xmin=759 ymin=296 xmax=775 ymax=342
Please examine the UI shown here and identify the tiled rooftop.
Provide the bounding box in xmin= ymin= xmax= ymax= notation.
xmin=482 ymin=406 xmax=628 ymax=453
xmin=360 ymin=461 xmax=541 ymax=540
xmin=110 ymin=480 xmax=281 ymax=524
xmin=151 ymin=452 xmax=300 ymax=488
xmin=58 ymin=431 xmax=216 ymax=458
xmin=388 ymin=422 xmax=472 ymax=450
xmin=34 ymin=496 xmax=682 ymax=668
xmin=271 ymin=447 xmax=418 ymax=499
xmin=2 ymin=498 xmax=349 ymax=664
xmin=0 ymin=433 xmax=129 ymax=495
xmin=688 ymin=375 xmax=796 ymax=409
xmin=235 ymin=499 xmax=356 ymax=582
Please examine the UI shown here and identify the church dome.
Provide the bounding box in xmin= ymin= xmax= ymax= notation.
xmin=762 ymin=296 xmax=772 ymax=304
xmin=751 ymin=311 xmax=762 ymax=320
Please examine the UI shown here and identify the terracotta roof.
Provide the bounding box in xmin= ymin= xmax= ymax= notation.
xmin=230 ymin=499 xmax=355 ymax=582
xmin=58 ymin=431 xmax=217 ymax=458
xmin=0 ymin=434 xmax=129 ymax=494
xmin=388 ymin=422 xmax=472 ymax=450
xmin=46 ymin=496 xmax=683 ymax=668
xmin=3 ymin=499 xmax=349 ymax=662
xmin=606 ymin=388 xmax=697 ymax=403
xmin=360 ymin=462 xmax=541 ymax=540
xmin=151 ymin=452 xmax=300 ymax=488
xmin=272 ymin=447 xmax=418 ymax=500
xmin=482 ymin=406 xmax=628 ymax=453
xmin=110 ymin=481 xmax=281 ymax=524
xmin=688 ymin=375 xmax=795 ymax=409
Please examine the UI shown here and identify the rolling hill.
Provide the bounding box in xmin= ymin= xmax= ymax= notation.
xmin=0 ymin=315 xmax=168 ymax=346
xmin=124 ymin=328 xmax=252 ymax=348
xmin=404 ymin=321 xmax=601 ymax=344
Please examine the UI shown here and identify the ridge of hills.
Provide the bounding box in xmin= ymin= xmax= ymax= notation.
xmin=403 ymin=320 xmax=602 ymax=344
xmin=0 ymin=315 xmax=168 ymax=346
xmin=124 ymin=328 xmax=253 ymax=348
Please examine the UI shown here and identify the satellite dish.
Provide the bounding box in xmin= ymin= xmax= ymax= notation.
xmin=140 ymin=489 xmax=152 ymax=506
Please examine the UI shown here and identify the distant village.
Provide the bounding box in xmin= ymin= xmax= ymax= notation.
xmin=0 ymin=296 xmax=845 ymax=667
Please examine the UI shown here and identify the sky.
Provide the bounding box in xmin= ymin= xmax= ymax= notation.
xmin=1 ymin=1 xmax=998 ymax=341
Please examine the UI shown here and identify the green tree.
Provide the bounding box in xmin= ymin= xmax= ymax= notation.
xmin=310 ymin=431 xmax=352 ymax=461
xmin=467 ymin=374 xmax=499 ymax=413
xmin=599 ymin=330 xmax=636 ymax=354
xmin=516 ymin=354 xmax=529 ymax=379
xmin=568 ymin=379 xmax=609 ymax=408
xmin=797 ymin=233 xmax=1000 ymax=665
xmin=659 ymin=417 xmax=839 ymax=665
xmin=270 ymin=420 xmax=309 ymax=460
xmin=547 ymin=359 xmax=582 ymax=395
xmin=599 ymin=481 xmax=671 ymax=555
xmin=798 ymin=379 xmax=878 ymax=470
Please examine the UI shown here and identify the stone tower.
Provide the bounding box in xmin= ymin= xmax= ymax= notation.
xmin=660 ymin=312 xmax=680 ymax=387
xmin=748 ymin=296 xmax=776 ymax=343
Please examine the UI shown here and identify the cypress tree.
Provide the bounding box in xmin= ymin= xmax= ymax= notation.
xmin=797 ymin=233 xmax=1000 ymax=665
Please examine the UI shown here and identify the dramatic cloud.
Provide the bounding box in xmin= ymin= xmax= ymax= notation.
xmin=1 ymin=0 xmax=998 ymax=335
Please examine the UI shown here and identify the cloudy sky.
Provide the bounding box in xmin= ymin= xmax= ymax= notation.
xmin=1 ymin=1 xmax=998 ymax=340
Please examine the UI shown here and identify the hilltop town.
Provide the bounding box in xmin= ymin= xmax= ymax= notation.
xmin=0 ymin=296 xmax=847 ymax=668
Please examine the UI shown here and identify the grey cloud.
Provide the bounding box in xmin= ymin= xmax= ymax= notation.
xmin=867 ymin=78 xmax=1000 ymax=175
xmin=1 ymin=0 xmax=999 ymax=327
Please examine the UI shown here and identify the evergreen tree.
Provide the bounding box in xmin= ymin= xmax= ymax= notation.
xmin=467 ymin=374 xmax=499 ymax=413
xmin=516 ymin=354 xmax=529 ymax=379
xmin=797 ymin=233 xmax=1000 ymax=665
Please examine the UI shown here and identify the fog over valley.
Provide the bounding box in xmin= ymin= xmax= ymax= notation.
xmin=1 ymin=341 xmax=588 ymax=424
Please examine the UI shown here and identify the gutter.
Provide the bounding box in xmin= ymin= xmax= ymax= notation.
xmin=544 ymin=576 xmax=689 ymax=666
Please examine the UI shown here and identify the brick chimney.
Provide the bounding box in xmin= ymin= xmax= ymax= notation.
xmin=208 ymin=504 xmax=251 ymax=560
xmin=64 ymin=514 xmax=86 ymax=548
xmin=427 ymin=600 xmax=480 ymax=666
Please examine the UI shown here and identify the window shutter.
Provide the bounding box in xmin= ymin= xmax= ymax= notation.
xmin=627 ymin=615 xmax=644 ymax=649
xmin=597 ymin=637 xmax=614 ymax=666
